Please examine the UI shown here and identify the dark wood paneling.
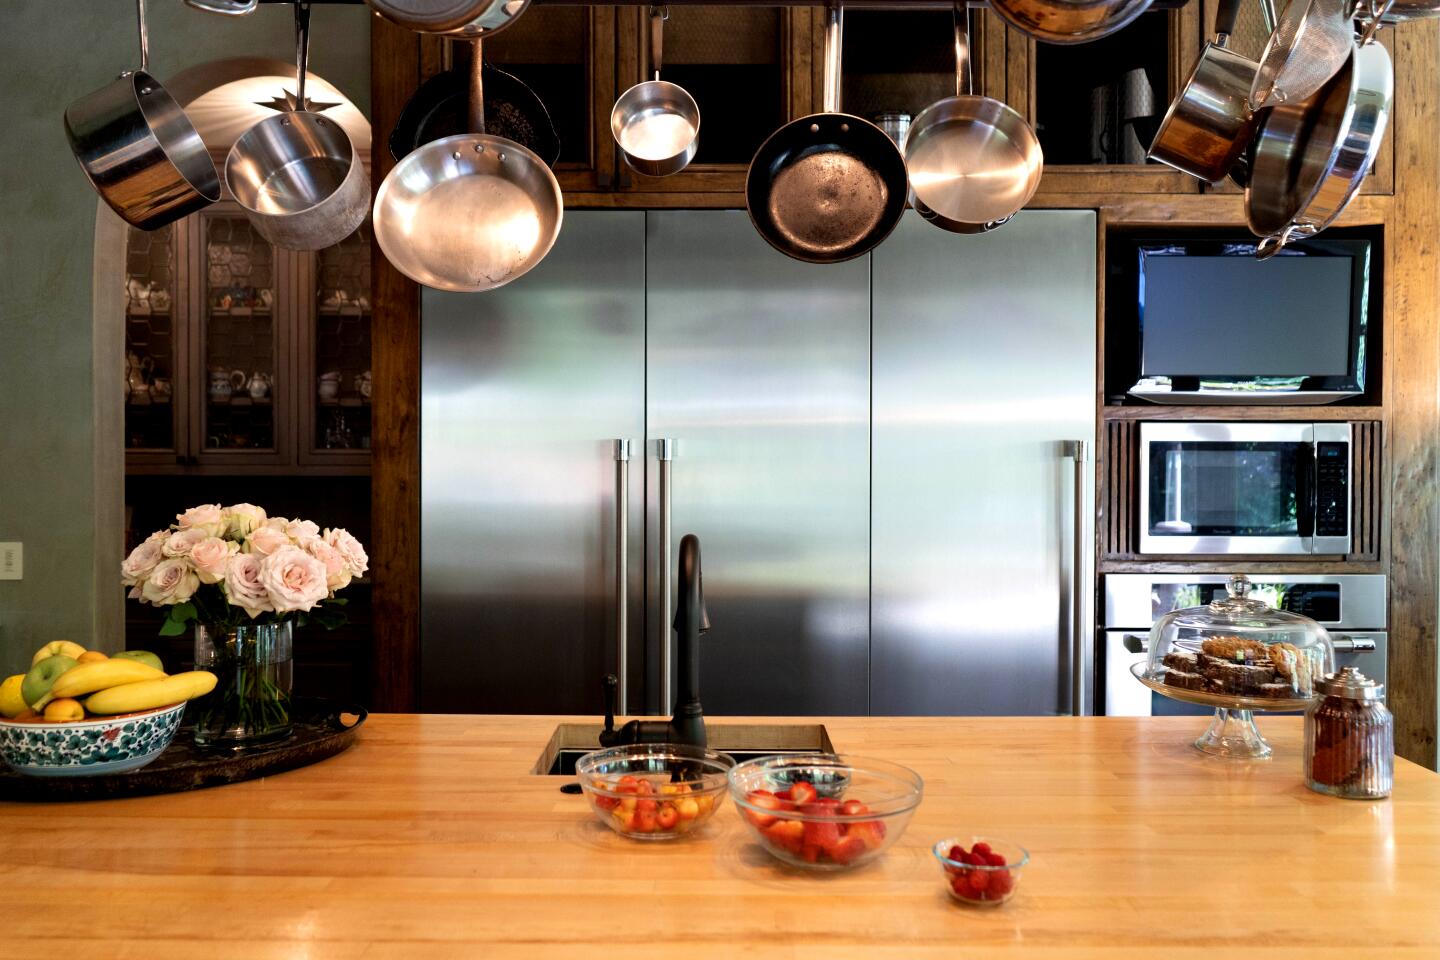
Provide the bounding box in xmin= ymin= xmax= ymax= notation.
xmin=1352 ymin=421 xmax=1383 ymax=563
xmin=370 ymin=18 xmax=423 ymax=713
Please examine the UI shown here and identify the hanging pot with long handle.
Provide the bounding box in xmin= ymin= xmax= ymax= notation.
xmin=1245 ymin=40 xmax=1393 ymax=258
xmin=365 ymin=0 xmax=530 ymax=37
xmin=373 ymin=38 xmax=563 ymax=291
xmin=988 ymin=0 xmax=1153 ymax=45
xmin=1146 ymin=0 xmax=1259 ymax=182
xmin=745 ymin=2 xmax=908 ymax=264
xmin=904 ymin=2 xmax=1043 ymax=234
xmin=387 ymin=58 xmax=559 ymax=165
xmin=64 ymin=0 xmax=220 ymax=230
xmin=611 ymin=6 xmax=701 ymax=177
xmin=224 ymin=2 xmax=370 ymax=251
xmin=1248 ymin=0 xmax=1355 ymax=109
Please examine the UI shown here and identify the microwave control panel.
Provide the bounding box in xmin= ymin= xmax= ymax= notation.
xmin=1315 ymin=442 xmax=1350 ymax=538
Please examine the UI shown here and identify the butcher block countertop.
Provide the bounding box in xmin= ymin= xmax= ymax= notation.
xmin=4 ymin=715 xmax=1439 ymax=959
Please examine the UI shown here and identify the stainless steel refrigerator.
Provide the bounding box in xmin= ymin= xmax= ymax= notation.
xmin=421 ymin=209 xmax=1095 ymax=716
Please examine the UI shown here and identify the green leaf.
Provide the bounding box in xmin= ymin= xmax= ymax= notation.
xmin=310 ymin=606 xmax=349 ymax=630
xmin=158 ymin=617 xmax=187 ymax=637
xmin=171 ymin=601 xmax=199 ymax=624
xmin=326 ymin=597 xmax=349 ymax=607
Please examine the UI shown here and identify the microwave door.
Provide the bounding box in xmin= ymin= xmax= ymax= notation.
xmin=1139 ymin=422 xmax=1314 ymax=555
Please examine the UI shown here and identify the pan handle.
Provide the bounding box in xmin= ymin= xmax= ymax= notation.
xmin=1358 ymin=0 xmax=1394 ymax=45
xmin=1214 ymin=0 xmax=1242 ymax=47
xmin=135 ymin=0 xmax=150 ymax=73
xmin=1257 ymin=223 xmax=1316 ymax=260
xmin=822 ymin=2 xmax=842 ymax=114
xmin=294 ymin=2 xmax=311 ymax=111
xmin=469 ymin=38 xmax=487 ymax=135
xmin=952 ymin=1 xmax=973 ymax=98
xmin=649 ymin=6 xmax=668 ymax=83
xmin=1257 ymin=0 xmax=1278 ymax=35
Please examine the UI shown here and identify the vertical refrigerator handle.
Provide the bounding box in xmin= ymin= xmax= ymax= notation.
xmin=658 ymin=438 xmax=676 ymax=713
xmin=1065 ymin=439 xmax=1090 ymax=717
xmin=614 ymin=439 xmax=631 ymax=715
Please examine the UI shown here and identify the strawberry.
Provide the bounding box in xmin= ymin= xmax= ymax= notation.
xmin=774 ymin=789 xmax=793 ymax=801
xmin=803 ymin=818 xmax=841 ymax=851
xmin=828 ymin=835 xmax=868 ymax=865
xmin=849 ymin=819 xmax=888 ymax=850
xmin=763 ymin=818 xmax=805 ymax=853
xmin=800 ymin=843 xmax=821 ymax=864
xmin=840 ymin=800 xmax=871 ymax=817
xmin=789 ymin=781 xmax=819 ymax=805
xmin=744 ymin=790 xmax=783 ymax=828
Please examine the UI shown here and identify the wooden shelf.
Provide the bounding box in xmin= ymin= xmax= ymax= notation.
xmin=1102 ymin=405 xmax=1384 ymax=421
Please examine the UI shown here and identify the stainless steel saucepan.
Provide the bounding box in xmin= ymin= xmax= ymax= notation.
xmin=64 ymin=0 xmax=220 ymax=230
xmin=373 ymin=38 xmax=563 ymax=291
xmin=904 ymin=2 xmax=1043 ymax=234
xmin=611 ymin=6 xmax=701 ymax=178
xmin=1147 ymin=0 xmax=1259 ymax=183
xmin=225 ymin=2 xmax=369 ymax=251
xmin=1245 ymin=40 xmax=1393 ymax=258
xmin=366 ymin=0 xmax=530 ymax=37
xmin=988 ymin=0 xmax=1153 ymax=45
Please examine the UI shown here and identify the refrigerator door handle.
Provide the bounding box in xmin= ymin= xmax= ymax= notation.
xmin=614 ymin=439 xmax=632 ymax=714
xmin=1065 ymin=440 xmax=1091 ymax=716
xmin=658 ymin=438 xmax=676 ymax=713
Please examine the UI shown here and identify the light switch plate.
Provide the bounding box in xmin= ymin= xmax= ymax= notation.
xmin=0 ymin=543 xmax=21 ymax=580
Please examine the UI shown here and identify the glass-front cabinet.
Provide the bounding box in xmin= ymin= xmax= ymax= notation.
xmin=122 ymin=203 xmax=370 ymax=475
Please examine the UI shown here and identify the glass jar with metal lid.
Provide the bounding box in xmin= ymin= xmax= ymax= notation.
xmin=1131 ymin=574 xmax=1335 ymax=759
xmin=1305 ymin=667 xmax=1394 ymax=799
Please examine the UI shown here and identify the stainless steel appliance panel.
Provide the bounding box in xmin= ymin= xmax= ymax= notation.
xmin=421 ymin=211 xmax=646 ymax=713
xmin=644 ymin=211 xmax=872 ymax=716
xmin=1101 ymin=573 xmax=1388 ymax=716
xmin=870 ymin=210 xmax=1098 ymax=716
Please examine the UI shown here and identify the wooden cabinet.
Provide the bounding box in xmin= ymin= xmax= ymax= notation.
xmin=124 ymin=203 xmax=372 ymax=476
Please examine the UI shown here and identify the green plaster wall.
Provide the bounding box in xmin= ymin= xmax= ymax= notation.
xmin=0 ymin=0 xmax=370 ymax=677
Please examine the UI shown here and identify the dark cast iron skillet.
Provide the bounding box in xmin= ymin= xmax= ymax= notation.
xmin=745 ymin=3 xmax=908 ymax=264
xmin=389 ymin=59 xmax=560 ymax=166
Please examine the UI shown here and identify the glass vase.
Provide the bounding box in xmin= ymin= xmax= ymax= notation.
xmin=192 ymin=621 xmax=294 ymax=748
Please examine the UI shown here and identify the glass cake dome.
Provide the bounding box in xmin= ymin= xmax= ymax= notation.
xmin=1132 ymin=574 xmax=1335 ymax=759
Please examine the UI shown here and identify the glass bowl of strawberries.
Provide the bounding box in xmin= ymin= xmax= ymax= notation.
xmin=729 ymin=754 xmax=923 ymax=871
xmin=575 ymin=743 xmax=735 ymax=840
xmin=933 ymin=837 xmax=1029 ymax=906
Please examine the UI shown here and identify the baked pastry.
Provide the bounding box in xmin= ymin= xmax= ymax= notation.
xmin=1202 ymin=660 xmax=1275 ymax=695
xmin=1163 ymin=651 xmax=1199 ymax=674
xmin=1267 ymin=641 xmax=1314 ymax=694
xmin=1200 ymin=635 xmax=1270 ymax=661
xmin=1164 ymin=669 xmax=1207 ymax=692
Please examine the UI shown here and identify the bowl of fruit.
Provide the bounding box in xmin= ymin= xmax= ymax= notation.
xmin=933 ymin=836 xmax=1028 ymax=906
xmin=575 ymin=742 xmax=736 ymax=839
xmin=729 ymin=754 xmax=922 ymax=871
xmin=0 ymin=641 xmax=217 ymax=777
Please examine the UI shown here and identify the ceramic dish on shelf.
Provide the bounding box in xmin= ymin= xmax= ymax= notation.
xmin=1133 ymin=574 xmax=1334 ymax=759
xmin=0 ymin=702 xmax=185 ymax=777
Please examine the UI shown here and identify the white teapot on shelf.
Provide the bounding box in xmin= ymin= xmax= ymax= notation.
xmin=247 ymin=371 xmax=272 ymax=400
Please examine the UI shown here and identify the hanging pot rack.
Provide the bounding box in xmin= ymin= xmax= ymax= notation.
xmin=250 ymin=0 xmax=1189 ymax=8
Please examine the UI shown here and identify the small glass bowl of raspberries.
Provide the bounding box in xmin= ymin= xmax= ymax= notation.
xmin=932 ymin=836 xmax=1029 ymax=907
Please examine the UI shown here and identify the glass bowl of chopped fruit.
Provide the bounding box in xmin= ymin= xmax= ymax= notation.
xmin=575 ymin=743 xmax=735 ymax=840
xmin=934 ymin=837 xmax=1029 ymax=906
xmin=728 ymin=754 xmax=923 ymax=871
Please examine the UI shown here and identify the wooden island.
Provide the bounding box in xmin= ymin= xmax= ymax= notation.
xmin=4 ymin=715 xmax=1438 ymax=958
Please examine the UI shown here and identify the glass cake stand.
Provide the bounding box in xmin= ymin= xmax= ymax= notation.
xmin=1131 ymin=660 xmax=1313 ymax=759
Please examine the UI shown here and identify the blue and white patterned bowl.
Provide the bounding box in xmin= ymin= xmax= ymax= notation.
xmin=0 ymin=702 xmax=185 ymax=777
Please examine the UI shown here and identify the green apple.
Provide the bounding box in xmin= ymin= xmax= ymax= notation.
xmin=113 ymin=650 xmax=164 ymax=672
xmin=22 ymin=655 xmax=78 ymax=708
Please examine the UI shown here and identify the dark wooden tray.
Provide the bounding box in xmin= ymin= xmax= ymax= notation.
xmin=0 ymin=698 xmax=366 ymax=802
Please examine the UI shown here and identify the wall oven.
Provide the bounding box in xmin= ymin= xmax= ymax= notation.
xmin=1139 ymin=422 xmax=1351 ymax=555
xmin=1101 ymin=574 xmax=1386 ymax=717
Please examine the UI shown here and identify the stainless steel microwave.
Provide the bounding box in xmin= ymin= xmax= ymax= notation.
xmin=1139 ymin=422 xmax=1351 ymax=555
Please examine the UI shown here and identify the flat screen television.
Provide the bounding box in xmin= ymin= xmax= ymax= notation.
xmin=1110 ymin=232 xmax=1377 ymax=404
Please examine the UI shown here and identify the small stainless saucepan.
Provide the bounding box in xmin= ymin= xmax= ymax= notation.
xmin=1147 ymin=0 xmax=1259 ymax=183
xmin=366 ymin=0 xmax=530 ymax=37
xmin=611 ymin=6 xmax=701 ymax=178
xmin=904 ymin=2 xmax=1043 ymax=234
xmin=64 ymin=0 xmax=220 ymax=230
xmin=988 ymin=0 xmax=1153 ymax=45
xmin=225 ymin=2 xmax=369 ymax=251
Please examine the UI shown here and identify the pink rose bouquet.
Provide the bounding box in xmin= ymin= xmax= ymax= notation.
xmin=122 ymin=503 xmax=365 ymax=636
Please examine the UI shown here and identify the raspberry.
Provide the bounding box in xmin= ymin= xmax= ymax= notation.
xmin=984 ymin=852 xmax=1007 ymax=867
xmin=968 ymin=870 xmax=991 ymax=893
xmin=947 ymin=844 xmax=966 ymax=862
xmin=972 ymin=841 xmax=993 ymax=856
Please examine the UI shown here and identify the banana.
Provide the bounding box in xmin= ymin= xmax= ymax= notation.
xmin=84 ymin=671 xmax=217 ymax=716
xmin=47 ymin=658 xmax=165 ymax=701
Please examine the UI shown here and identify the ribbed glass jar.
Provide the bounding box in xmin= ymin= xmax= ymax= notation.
xmin=1304 ymin=667 xmax=1393 ymax=800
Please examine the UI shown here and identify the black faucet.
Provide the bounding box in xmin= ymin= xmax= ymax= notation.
xmin=600 ymin=533 xmax=710 ymax=748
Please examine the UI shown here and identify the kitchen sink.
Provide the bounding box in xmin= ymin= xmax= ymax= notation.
xmin=532 ymin=722 xmax=836 ymax=776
